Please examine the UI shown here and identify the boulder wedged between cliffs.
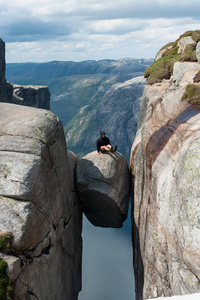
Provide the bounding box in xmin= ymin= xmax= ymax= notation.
xmin=76 ymin=151 xmax=130 ymax=228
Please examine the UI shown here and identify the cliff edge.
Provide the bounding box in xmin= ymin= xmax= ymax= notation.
xmin=131 ymin=30 xmax=200 ymax=300
xmin=0 ymin=38 xmax=50 ymax=109
xmin=0 ymin=103 xmax=82 ymax=299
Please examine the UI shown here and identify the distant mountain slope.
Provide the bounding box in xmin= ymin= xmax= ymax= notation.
xmin=6 ymin=58 xmax=152 ymax=79
xmin=65 ymin=76 xmax=146 ymax=160
xmin=6 ymin=58 xmax=153 ymax=160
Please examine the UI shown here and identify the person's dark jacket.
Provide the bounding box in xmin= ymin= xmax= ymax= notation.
xmin=97 ymin=136 xmax=111 ymax=152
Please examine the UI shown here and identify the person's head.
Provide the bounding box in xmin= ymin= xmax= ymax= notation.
xmin=100 ymin=131 xmax=105 ymax=137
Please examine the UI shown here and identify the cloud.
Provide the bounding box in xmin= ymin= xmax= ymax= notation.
xmin=1 ymin=0 xmax=200 ymax=62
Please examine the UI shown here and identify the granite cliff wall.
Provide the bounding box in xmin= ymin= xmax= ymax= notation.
xmin=131 ymin=30 xmax=200 ymax=300
xmin=0 ymin=39 xmax=50 ymax=109
xmin=0 ymin=103 xmax=82 ymax=299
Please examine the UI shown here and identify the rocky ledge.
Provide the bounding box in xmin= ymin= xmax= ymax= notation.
xmin=131 ymin=30 xmax=200 ymax=300
xmin=6 ymin=83 xmax=50 ymax=110
xmin=76 ymin=151 xmax=130 ymax=228
xmin=0 ymin=103 xmax=82 ymax=300
xmin=0 ymin=38 xmax=50 ymax=109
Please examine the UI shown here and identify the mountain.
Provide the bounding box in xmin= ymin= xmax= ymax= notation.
xmin=6 ymin=58 xmax=153 ymax=160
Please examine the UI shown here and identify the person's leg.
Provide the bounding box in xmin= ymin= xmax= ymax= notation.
xmin=106 ymin=144 xmax=111 ymax=150
xmin=100 ymin=145 xmax=109 ymax=152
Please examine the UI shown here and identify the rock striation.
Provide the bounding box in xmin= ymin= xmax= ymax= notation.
xmin=76 ymin=151 xmax=130 ymax=228
xmin=0 ymin=38 xmax=50 ymax=109
xmin=131 ymin=30 xmax=200 ymax=300
xmin=0 ymin=103 xmax=82 ymax=300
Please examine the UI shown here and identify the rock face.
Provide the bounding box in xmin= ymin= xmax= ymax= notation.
xmin=0 ymin=39 xmax=7 ymax=101
xmin=131 ymin=31 xmax=200 ymax=300
xmin=76 ymin=151 xmax=130 ymax=227
xmin=0 ymin=103 xmax=82 ymax=300
xmin=196 ymin=41 xmax=200 ymax=62
xmin=6 ymin=83 xmax=50 ymax=109
xmin=0 ymin=38 xmax=50 ymax=109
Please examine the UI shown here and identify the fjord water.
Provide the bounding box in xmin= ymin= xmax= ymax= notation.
xmin=79 ymin=209 xmax=135 ymax=300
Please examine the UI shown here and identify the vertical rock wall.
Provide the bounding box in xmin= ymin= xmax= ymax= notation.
xmin=131 ymin=31 xmax=200 ymax=300
xmin=0 ymin=103 xmax=82 ymax=300
xmin=0 ymin=39 xmax=7 ymax=101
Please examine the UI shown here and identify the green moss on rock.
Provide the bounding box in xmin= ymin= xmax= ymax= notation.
xmin=0 ymin=259 xmax=13 ymax=300
xmin=182 ymin=84 xmax=200 ymax=106
xmin=0 ymin=233 xmax=12 ymax=255
xmin=145 ymin=30 xmax=200 ymax=85
xmin=144 ymin=55 xmax=180 ymax=85
xmin=179 ymin=43 xmax=197 ymax=62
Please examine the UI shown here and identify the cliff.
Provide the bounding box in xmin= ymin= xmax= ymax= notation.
xmin=0 ymin=39 xmax=7 ymax=101
xmin=0 ymin=39 xmax=50 ymax=109
xmin=131 ymin=30 xmax=200 ymax=300
xmin=0 ymin=103 xmax=82 ymax=299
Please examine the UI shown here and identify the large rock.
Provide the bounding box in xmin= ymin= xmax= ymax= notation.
xmin=131 ymin=42 xmax=200 ymax=299
xmin=0 ymin=103 xmax=82 ymax=300
xmin=177 ymin=36 xmax=194 ymax=54
xmin=76 ymin=151 xmax=130 ymax=228
xmin=196 ymin=41 xmax=200 ymax=62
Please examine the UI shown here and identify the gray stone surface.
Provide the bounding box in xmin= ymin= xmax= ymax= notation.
xmin=7 ymin=83 xmax=50 ymax=109
xmin=0 ymin=103 xmax=82 ymax=300
xmin=196 ymin=41 xmax=200 ymax=62
xmin=177 ymin=36 xmax=194 ymax=54
xmin=76 ymin=151 xmax=130 ymax=228
xmin=131 ymin=56 xmax=200 ymax=299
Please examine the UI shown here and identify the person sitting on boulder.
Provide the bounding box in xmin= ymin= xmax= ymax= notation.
xmin=96 ymin=131 xmax=117 ymax=154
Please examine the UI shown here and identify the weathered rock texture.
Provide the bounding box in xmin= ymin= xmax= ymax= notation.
xmin=0 ymin=103 xmax=82 ymax=300
xmin=76 ymin=151 xmax=130 ymax=228
xmin=0 ymin=38 xmax=50 ymax=109
xmin=131 ymin=32 xmax=200 ymax=300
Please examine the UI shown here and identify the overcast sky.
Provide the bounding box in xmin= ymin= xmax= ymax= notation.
xmin=1 ymin=0 xmax=200 ymax=63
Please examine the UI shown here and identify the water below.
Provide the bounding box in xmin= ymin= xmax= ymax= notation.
xmin=79 ymin=209 xmax=135 ymax=300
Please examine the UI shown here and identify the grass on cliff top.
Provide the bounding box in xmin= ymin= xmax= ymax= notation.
xmin=144 ymin=30 xmax=200 ymax=85
xmin=0 ymin=259 xmax=13 ymax=300
xmin=182 ymin=84 xmax=200 ymax=106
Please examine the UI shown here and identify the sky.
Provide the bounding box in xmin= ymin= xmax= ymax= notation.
xmin=0 ymin=0 xmax=200 ymax=63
